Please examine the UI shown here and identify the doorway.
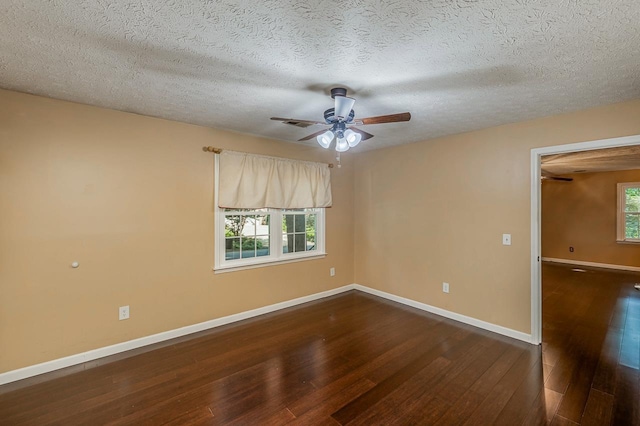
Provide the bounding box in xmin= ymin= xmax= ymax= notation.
xmin=530 ymin=134 xmax=640 ymax=343
xmin=530 ymin=135 xmax=640 ymax=424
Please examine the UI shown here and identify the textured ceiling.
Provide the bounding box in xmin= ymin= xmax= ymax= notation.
xmin=542 ymin=145 xmax=640 ymax=175
xmin=1 ymin=1 xmax=640 ymax=151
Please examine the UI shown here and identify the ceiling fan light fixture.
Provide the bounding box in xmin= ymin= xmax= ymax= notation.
xmin=316 ymin=130 xmax=334 ymax=149
xmin=335 ymin=137 xmax=349 ymax=152
xmin=344 ymin=129 xmax=362 ymax=148
xmin=336 ymin=138 xmax=349 ymax=152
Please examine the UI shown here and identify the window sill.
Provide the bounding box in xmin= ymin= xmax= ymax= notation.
xmin=213 ymin=253 xmax=327 ymax=274
xmin=616 ymin=240 xmax=640 ymax=245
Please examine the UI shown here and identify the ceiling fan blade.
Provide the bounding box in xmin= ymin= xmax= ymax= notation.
xmin=355 ymin=112 xmax=411 ymax=125
xmin=271 ymin=117 xmax=326 ymax=128
xmin=334 ymin=96 xmax=356 ymax=119
xmin=541 ymin=170 xmax=573 ymax=181
xmin=298 ymin=128 xmax=331 ymax=142
xmin=542 ymin=176 xmax=574 ymax=182
xmin=349 ymin=127 xmax=374 ymax=141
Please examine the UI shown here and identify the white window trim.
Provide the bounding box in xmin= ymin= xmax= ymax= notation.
xmin=616 ymin=182 xmax=640 ymax=244
xmin=213 ymin=155 xmax=326 ymax=272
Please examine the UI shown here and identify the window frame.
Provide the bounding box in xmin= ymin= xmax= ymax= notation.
xmin=214 ymin=156 xmax=326 ymax=272
xmin=616 ymin=182 xmax=640 ymax=243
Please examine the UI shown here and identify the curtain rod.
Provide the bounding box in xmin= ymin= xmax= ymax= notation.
xmin=202 ymin=146 xmax=334 ymax=168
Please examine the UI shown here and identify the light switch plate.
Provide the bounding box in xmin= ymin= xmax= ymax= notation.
xmin=502 ymin=234 xmax=512 ymax=246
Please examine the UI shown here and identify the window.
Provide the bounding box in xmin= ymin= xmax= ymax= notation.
xmin=216 ymin=207 xmax=325 ymax=271
xmin=617 ymin=182 xmax=640 ymax=243
xmin=213 ymin=151 xmax=330 ymax=272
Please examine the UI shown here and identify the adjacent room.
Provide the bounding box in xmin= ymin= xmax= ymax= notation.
xmin=540 ymin=147 xmax=640 ymax=425
xmin=1 ymin=1 xmax=640 ymax=424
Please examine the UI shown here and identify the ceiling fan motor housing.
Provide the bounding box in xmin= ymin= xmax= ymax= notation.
xmin=330 ymin=87 xmax=348 ymax=99
xmin=334 ymin=122 xmax=347 ymax=139
xmin=324 ymin=108 xmax=355 ymax=124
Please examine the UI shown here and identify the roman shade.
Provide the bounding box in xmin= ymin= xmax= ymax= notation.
xmin=218 ymin=151 xmax=332 ymax=209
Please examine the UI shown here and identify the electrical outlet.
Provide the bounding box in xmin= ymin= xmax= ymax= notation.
xmin=330 ymin=267 xmax=336 ymax=277
xmin=119 ymin=305 xmax=130 ymax=320
xmin=443 ymin=282 xmax=450 ymax=293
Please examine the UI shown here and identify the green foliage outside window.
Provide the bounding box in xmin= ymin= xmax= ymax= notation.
xmin=625 ymin=188 xmax=640 ymax=210
xmin=227 ymin=237 xmax=265 ymax=250
xmin=625 ymin=188 xmax=640 ymax=239
xmin=306 ymin=214 xmax=316 ymax=242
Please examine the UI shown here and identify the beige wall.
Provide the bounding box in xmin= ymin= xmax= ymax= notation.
xmin=354 ymin=99 xmax=640 ymax=334
xmin=3 ymin=87 xmax=640 ymax=374
xmin=0 ymin=89 xmax=354 ymax=373
xmin=542 ymin=169 xmax=640 ymax=267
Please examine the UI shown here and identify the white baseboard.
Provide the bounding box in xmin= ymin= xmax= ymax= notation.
xmin=542 ymin=257 xmax=640 ymax=272
xmin=352 ymin=284 xmax=533 ymax=344
xmin=0 ymin=283 xmax=534 ymax=386
xmin=0 ymin=285 xmax=356 ymax=386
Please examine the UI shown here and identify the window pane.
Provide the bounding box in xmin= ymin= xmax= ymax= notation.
xmin=243 ymin=215 xmax=257 ymax=236
xmin=225 ymin=215 xmax=243 ymax=237
xmin=225 ymin=237 xmax=240 ymax=260
xmin=306 ymin=213 xmax=316 ymax=228
xmin=241 ymin=237 xmax=256 ymax=258
xmin=306 ymin=229 xmax=316 ymax=250
xmin=255 ymin=215 xmax=269 ymax=235
xmin=625 ymin=188 xmax=640 ymax=212
xmin=294 ymin=214 xmax=305 ymax=232
xmin=626 ymin=213 xmax=640 ymax=239
xmin=282 ymin=214 xmax=295 ymax=254
xmin=283 ymin=214 xmax=294 ymax=233
xmin=256 ymin=236 xmax=270 ymax=257
xmin=306 ymin=214 xmax=316 ymax=236
xmin=295 ymin=233 xmax=306 ymax=252
xmin=283 ymin=234 xmax=293 ymax=254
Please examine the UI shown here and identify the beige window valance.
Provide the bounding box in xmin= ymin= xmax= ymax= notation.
xmin=218 ymin=151 xmax=332 ymax=209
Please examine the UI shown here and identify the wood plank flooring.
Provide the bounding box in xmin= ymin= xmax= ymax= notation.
xmin=0 ymin=263 xmax=638 ymax=425
xmin=542 ymin=263 xmax=640 ymax=426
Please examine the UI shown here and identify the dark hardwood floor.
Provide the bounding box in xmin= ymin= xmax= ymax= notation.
xmin=542 ymin=263 xmax=640 ymax=426
xmin=0 ymin=263 xmax=638 ymax=425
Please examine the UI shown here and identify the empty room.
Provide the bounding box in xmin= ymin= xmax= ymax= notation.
xmin=1 ymin=1 xmax=639 ymax=425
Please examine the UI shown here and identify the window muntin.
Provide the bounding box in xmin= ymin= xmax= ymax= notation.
xmin=617 ymin=182 xmax=640 ymax=243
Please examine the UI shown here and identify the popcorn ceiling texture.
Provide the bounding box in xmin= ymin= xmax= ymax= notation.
xmin=1 ymin=1 xmax=639 ymax=150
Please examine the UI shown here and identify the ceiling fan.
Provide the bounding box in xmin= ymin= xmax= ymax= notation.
xmin=271 ymin=87 xmax=411 ymax=152
xmin=541 ymin=171 xmax=573 ymax=182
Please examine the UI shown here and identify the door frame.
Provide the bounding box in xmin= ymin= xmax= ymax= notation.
xmin=530 ymin=134 xmax=640 ymax=344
